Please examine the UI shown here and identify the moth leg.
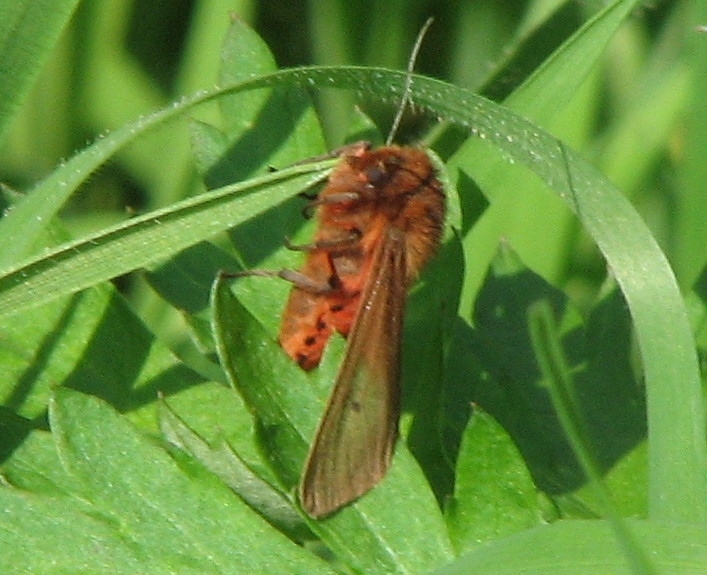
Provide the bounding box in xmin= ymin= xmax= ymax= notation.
xmin=301 ymin=191 xmax=362 ymax=219
xmin=280 ymin=245 xmax=352 ymax=294
xmin=222 ymin=254 xmax=345 ymax=295
xmin=222 ymin=226 xmax=359 ymax=294
xmin=221 ymin=268 xmax=332 ymax=293
xmin=284 ymin=229 xmax=361 ymax=252
xmin=278 ymin=269 xmax=336 ymax=293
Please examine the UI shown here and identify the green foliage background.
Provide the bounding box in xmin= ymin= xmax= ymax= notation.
xmin=1 ymin=0 xmax=707 ymax=573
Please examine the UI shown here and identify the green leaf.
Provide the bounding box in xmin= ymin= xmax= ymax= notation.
xmin=688 ymin=266 xmax=707 ymax=364
xmin=217 ymin=16 xmax=279 ymax=135
xmin=450 ymin=0 xmax=646 ymax=305
xmin=446 ymin=408 xmax=548 ymax=552
xmin=432 ymin=519 xmax=707 ymax=575
xmin=202 ymin=18 xmax=327 ymax=186
xmin=158 ymin=397 xmax=308 ymax=541
xmin=0 ymin=282 xmax=205 ymax=425
xmin=528 ymin=296 xmax=654 ymax=573
xmin=0 ymin=387 xmax=337 ymax=574
xmin=505 ymin=0 xmax=641 ymax=120
xmin=469 ymin=247 xmax=646 ymax=501
xmin=1 ymin=424 xmax=70 ymax=497
xmin=0 ymin=0 xmax=81 ymax=141
xmin=405 ymin=229 xmax=466 ymax=500
xmin=211 ymin=277 xmax=455 ymax=575
xmin=439 ymin=0 xmax=707 ymax=525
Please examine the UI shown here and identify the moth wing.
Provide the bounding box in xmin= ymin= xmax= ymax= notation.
xmin=299 ymin=228 xmax=407 ymax=517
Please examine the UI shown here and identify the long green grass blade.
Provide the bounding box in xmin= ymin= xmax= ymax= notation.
xmin=0 ymin=163 xmax=331 ymax=318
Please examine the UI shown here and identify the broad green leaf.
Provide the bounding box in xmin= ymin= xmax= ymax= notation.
xmin=1 ymin=424 xmax=69 ymax=497
xmin=204 ymin=18 xmax=327 ymax=186
xmin=0 ymin=487 xmax=159 ymax=574
xmin=158 ymin=398 xmax=308 ymax=541
xmin=405 ymin=230 xmax=465 ymax=499
xmin=446 ymin=409 xmax=548 ymax=553
xmin=433 ymin=519 xmax=707 ymax=575
xmin=0 ymin=0 xmax=81 ymax=141
xmin=217 ymin=15 xmax=279 ymax=135
xmin=0 ymin=282 xmax=205 ymax=425
xmin=469 ymin=247 xmax=645 ymax=502
xmin=211 ymin=277 xmax=455 ymax=575
xmin=5 ymin=387 xmax=334 ymax=575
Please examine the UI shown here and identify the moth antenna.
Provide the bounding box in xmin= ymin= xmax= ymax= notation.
xmin=386 ymin=17 xmax=434 ymax=146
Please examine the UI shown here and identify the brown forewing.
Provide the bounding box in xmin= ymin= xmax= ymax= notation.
xmin=298 ymin=228 xmax=407 ymax=518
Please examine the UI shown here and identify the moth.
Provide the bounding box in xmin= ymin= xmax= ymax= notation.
xmin=233 ymin=19 xmax=444 ymax=517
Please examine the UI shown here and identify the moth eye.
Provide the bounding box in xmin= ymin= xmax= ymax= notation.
xmin=365 ymin=166 xmax=387 ymax=185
